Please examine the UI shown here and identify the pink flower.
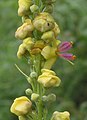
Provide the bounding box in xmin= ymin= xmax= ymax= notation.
xmin=56 ymin=41 xmax=76 ymax=61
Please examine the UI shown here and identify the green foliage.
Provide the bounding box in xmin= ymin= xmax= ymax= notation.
xmin=0 ymin=0 xmax=87 ymax=120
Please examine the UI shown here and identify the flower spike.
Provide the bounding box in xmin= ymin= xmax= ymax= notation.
xmin=11 ymin=0 xmax=75 ymax=119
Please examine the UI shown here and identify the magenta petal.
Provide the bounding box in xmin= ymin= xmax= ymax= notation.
xmin=58 ymin=41 xmax=72 ymax=52
xmin=59 ymin=53 xmax=76 ymax=60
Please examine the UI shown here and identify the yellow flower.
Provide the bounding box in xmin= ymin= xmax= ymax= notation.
xmin=17 ymin=37 xmax=34 ymax=58
xmin=15 ymin=19 xmax=34 ymax=40
xmin=41 ymin=45 xmax=57 ymax=69
xmin=17 ymin=44 xmax=26 ymax=59
xmin=38 ymin=69 xmax=61 ymax=87
xmin=41 ymin=46 xmax=57 ymax=59
xmin=41 ymin=40 xmax=61 ymax=59
xmin=10 ymin=96 xmax=32 ymax=116
xmin=41 ymin=40 xmax=60 ymax=69
xmin=51 ymin=111 xmax=70 ymax=120
xmin=18 ymin=0 xmax=32 ymax=16
xmin=33 ymin=12 xmax=55 ymax=32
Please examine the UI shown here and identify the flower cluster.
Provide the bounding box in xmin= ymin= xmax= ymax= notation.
xmin=10 ymin=0 xmax=76 ymax=120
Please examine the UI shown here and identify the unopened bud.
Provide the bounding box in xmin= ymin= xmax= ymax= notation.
xmin=31 ymin=93 xmax=39 ymax=101
xmin=30 ymin=72 xmax=37 ymax=78
xmin=42 ymin=95 xmax=47 ymax=102
xmin=51 ymin=111 xmax=70 ymax=120
xmin=30 ymin=5 xmax=39 ymax=13
xmin=25 ymin=88 xmax=33 ymax=96
xmin=47 ymin=94 xmax=56 ymax=102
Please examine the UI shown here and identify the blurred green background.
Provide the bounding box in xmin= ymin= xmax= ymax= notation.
xmin=0 ymin=0 xmax=87 ymax=120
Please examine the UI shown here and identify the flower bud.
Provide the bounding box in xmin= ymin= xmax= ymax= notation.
xmin=25 ymin=88 xmax=33 ymax=96
xmin=10 ymin=96 xmax=32 ymax=116
xmin=30 ymin=5 xmax=39 ymax=13
xmin=38 ymin=69 xmax=61 ymax=88
xmin=42 ymin=94 xmax=56 ymax=102
xmin=47 ymin=94 xmax=56 ymax=102
xmin=51 ymin=111 xmax=70 ymax=120
xmin=30 ymin=72 xmax=37 ymax=78
xmin=42 ymin=96 xmax=47 ymax=102
xmin=31 ymin=93 xmax=39 ymax=101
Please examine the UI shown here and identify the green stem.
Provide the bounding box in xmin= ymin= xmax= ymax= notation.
xmin=43 ymin=107 xmax=48 ymax=120
xmin=38 ymin=100 xmax=43 ymax=120
xmin=34 ymin=54 xmax=44 ymax=120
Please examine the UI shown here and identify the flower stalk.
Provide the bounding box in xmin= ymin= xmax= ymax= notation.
xmin=10 ymin=0 xmax=76 ymax=120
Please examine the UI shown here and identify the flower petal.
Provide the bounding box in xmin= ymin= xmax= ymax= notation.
xmin=58 ymin=41 xmax=73 ymax=52
xmin=59 ymin=53 xmax=76 ymax=60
